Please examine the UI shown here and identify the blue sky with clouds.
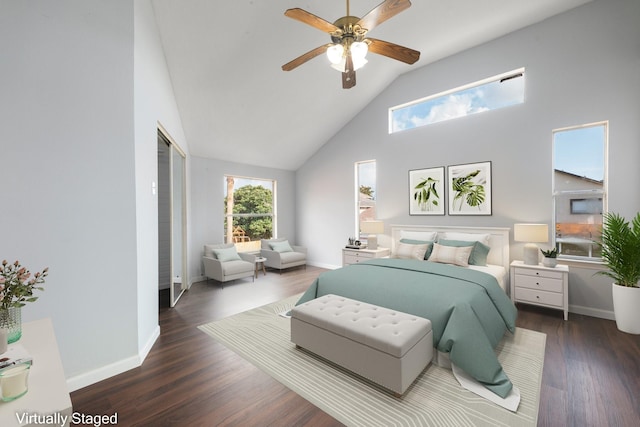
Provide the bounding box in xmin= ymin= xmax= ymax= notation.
xmin=390 ymin=75 xmax=525 ymax=132
xmin=554 ymin=124 xmax=605 ymax=181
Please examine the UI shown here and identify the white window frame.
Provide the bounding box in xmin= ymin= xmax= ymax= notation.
xmin=224 ymin=175 xmax=277 ymax=249
xmin=355 ymin=160 xmax=377 ymax=240
xmin=552 ymin=121 xmax=608 ymax=261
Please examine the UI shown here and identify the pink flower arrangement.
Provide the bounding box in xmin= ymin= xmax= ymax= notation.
xmin=0 ymin=260 xmax=48 ymax=311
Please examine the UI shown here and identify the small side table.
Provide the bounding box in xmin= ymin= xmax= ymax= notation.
xmin=255 ymin=257 xmax=267 ymax=278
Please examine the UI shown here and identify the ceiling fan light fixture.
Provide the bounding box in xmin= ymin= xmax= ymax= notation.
xmin=326 ymin=44 xmax=345 ymax=65
xmin=350 ymin=41 xmax=368 ymax=71
xmin=330 ymin=57 xmax=347 ymax=72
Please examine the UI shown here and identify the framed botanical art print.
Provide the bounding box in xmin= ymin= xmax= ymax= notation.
xmin=409 ymin=167 xmax=445 ymax=215
xmin=447 ymin=161 xmax=492 ymax=215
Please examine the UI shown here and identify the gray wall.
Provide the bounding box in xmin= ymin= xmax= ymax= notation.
xmin=296 ymin=0 xmax=640 ymax=319
xmin=1 ymin=0 xmax=139 ymax=383
xmin=1 ymin=0 xmax=193 ymax=391
xmin=190 ymin=156 xmax=297 ymax=280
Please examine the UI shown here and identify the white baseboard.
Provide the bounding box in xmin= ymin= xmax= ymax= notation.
xmin=569 ymin=304 xmax=615 ymax=321
xmin=307 ymin=261 xmax=340 ymax=270
xmin=139 ymin=324 xmax=161 ymax=362
xmin=66 ymin=325 xmax=161 ymax=392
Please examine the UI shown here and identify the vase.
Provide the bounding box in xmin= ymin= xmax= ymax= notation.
xmin=0 ymin=307 xmax=22 ymax=343
xmin=612 ymin=283 xmax=640 ymax=334
xmin=542 ymin=257 xmax=557 ymax=268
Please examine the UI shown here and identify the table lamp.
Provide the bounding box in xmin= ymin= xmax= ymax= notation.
xmin=360 ymin=220 xmax=384 ymax=250
xmin=514 ymin=223 xmax=549 ymax=265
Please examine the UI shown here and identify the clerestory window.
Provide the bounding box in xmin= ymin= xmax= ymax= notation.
xmin=389 ymin=69 xmax=525 ymax=133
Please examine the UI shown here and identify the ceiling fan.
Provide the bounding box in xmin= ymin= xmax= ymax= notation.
xmin=282 ymin=0 xmax=420 ymax=89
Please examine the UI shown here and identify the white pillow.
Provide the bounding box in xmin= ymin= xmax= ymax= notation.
xmin=394 ymin=242 xmax=430 ymax=260
xmin=428 ymin=243 xmax=473 ymax=267
xmin=400 ymin=230 xmax=438 ymax=242
xmin=441 ymin=232 xmax=491 ymax=246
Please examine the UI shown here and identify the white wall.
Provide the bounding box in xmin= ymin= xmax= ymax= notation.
xmin=0 ymin=0 xmax=139 ymax=385
xmin=296 ymin=0 xmax=640 ymax=318
xmin=0 ymin=0 xmax=192 ymax=391
xmin=133 ymin=0 xmax=191 ymax=379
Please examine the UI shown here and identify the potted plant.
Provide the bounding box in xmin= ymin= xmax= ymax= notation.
xmin=0 ymin=260 xmax=48 ymax=343
xmin=540 ymin=248 xmax=558 ymax=268
xmin=596 ymin=212 xmax=640 ymax=334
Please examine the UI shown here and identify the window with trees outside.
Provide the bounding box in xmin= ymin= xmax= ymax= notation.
xmin=224 ymin=175 xmax=275 ymax=252
xmin=553 ymin=121 xmax=607 ymax=260
xmin=356 ymin=160 xmax=377 ymax=241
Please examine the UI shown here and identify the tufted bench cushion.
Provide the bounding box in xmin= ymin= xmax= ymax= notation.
xmin=291 ymin=294 xmax=433 ymax=395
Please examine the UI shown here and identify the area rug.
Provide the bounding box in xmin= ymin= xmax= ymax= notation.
xmin=198 ymin=295 xmax=545 ymax=427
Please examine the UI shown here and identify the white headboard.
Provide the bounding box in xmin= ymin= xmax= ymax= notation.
xmin=390 ymin=224 xmax=511 ymax=271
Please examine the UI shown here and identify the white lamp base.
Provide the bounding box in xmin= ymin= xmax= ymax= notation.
xmin=523 ymin=243 xmax=539 ymax=265
xmin=368 ymin=235 xmax=378 ymax=250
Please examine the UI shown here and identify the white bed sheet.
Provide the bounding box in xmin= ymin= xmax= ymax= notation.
xmin=467 ymin=264 xmax=507 ymax=291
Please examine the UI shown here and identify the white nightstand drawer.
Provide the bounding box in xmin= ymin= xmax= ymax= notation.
xmin=342 ymin=248 xmax=390 ymax=266
xmin=515 ymin=287 xmax=563 ymax=308
xmin=347 ymin=251 xmax=375 ymax=259
xmin=343 ymin=254 xmax=369 ymax=264
xmin=514 ymin=267 xmax=564 ymax=281
xmin=514 ymin=274 xmax=563 ymax=293
xmin=510 ymin=261 xmax=569 ymax=320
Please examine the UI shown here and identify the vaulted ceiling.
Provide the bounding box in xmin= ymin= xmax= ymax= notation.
xmin=151 ymin=0 xmax=592 ymax=170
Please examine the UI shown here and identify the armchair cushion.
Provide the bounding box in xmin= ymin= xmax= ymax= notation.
xmin=269 ymin=240 xmax=294 ymax=253
xmin=212 ymin=246 xmax=242 ymax=262
xmin=204 ymin=243 xmax=235 ymax=258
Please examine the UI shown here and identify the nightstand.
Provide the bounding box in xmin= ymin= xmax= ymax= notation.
xmin=510 ymin=260 xmax=569 ymax=320
xmin=342 ymin=247 xmax=390 ymax=266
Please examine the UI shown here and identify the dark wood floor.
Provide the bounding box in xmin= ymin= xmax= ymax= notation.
xmin=71 ymin=266 xmax=640 ymax=427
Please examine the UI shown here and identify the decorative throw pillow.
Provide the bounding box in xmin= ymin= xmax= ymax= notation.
xmin=428 ymin=243 xmax=473 ymax=267
xmin=441 ymin=232 xmax=491 ymax=246
xmin=399 ymin=238 xmax=434 ymax=259
xmin=437 ymin=239 xmax=490 ymax=266
xmin=212 ymin=247 xmax=242 ymax=262
xmin=395 ymin=242 xmax=430 ymax=260
xmin=270 ymin=240 xmax=294 ymax=253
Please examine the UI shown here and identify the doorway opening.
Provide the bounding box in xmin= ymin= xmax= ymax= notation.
xmin=157 ymin=126 xmax=187 ymax=308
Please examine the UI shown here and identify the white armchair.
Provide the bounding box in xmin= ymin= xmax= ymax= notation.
xmin=260 ymin=238 xmax=307 ymax=273
xmin=203 ymin=243 xmax=255 ymax=285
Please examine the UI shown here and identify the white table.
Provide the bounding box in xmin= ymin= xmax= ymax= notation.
xmin=254 ymin=256 xmax=267 ymax=278
xmin=0 ymin=318 xmax=72 ymax=427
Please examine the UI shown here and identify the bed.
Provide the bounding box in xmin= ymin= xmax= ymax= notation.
xmin=295 ymin=225 xmax=517 ymax=399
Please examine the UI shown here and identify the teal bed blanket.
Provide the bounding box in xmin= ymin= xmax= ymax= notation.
xmin=296 ymin=258 xmax=518 ymax=398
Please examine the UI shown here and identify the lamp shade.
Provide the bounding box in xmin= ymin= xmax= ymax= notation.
xmin=514 ymin=224 xmax=549 ymax=243
xmin=361 ymin=220 xmax=384 ymax=250
xmin=360 ymin=220 xmax=384 ymax=234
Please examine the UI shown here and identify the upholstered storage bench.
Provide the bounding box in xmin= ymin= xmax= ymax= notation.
xmin=291 ymin=294 xmax=433 ymax=396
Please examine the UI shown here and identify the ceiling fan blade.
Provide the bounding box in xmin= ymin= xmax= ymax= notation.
xmin=282 ymin=44 xmax=332 ymax=71
xmin=284 ymin=8 xmax=340 ymax=33
xmin=356 ymin=0 xmax=411 ymax=32
xmin=342 ymin=55 xmax=356 ymax=89
xmin=367 ymin=38 xmax=420 ymax=64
